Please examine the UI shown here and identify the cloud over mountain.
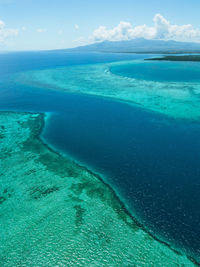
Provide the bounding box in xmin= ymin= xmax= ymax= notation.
xmin=93 ymin=14 xmax=200 ymax=43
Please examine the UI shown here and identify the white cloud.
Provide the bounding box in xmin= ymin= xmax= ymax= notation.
xmin=36 ymin=28 xmax=47 ymax=33
xmin=74 ymin=24 xmax=79 ymax=30
xmin=58 ymin=30 xmax=63 ymax=35
xmin=0 ymin=19 xmax=18 ymax=43
xmin=92 ymin=14 xmax=200 ymax=43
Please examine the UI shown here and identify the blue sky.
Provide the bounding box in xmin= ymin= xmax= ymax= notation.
xmin=1 ymin=0 xmax=200 ymax=51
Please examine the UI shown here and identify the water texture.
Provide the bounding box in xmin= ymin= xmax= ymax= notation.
xmin=0 ymin=112 xmax=195 ymax=266
xmin=1 ymin=52 xmax=200 ymax=264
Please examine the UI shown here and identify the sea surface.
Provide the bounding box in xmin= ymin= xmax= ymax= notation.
xmin=0 ymin=51 xmax=200 ymax=262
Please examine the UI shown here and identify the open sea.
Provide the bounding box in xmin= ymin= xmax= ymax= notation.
xmin=0 ymin=51 xmax=200 ymax=262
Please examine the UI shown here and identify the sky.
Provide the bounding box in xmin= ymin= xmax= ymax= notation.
xmin=1 ymin=0 xmax=200 ymax=51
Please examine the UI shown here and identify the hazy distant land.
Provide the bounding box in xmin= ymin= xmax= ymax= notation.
xmin=147 ymin=55 xmax=200 ymax=61
xmin=66 ymin=38 xmax=200 ymax=54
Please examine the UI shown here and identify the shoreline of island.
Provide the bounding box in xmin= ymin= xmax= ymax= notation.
xmin=146 ymin=55 xmax=200 ymax=61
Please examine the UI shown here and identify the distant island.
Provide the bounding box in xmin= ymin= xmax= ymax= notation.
xmin=65 ymin=38 xmax=200 ymax=54
xmin=146 ymin=55 xmax=200 ymax=61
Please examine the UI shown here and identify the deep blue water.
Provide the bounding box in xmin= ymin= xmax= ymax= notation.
xmin=0 ymin=51 xmax=200 ymax=261
xmin=110 ymin=60 xmax=200 ymax=82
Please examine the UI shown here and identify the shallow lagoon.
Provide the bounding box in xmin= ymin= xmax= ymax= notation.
xmin=1 ymin=52 xmax=200 ymax=264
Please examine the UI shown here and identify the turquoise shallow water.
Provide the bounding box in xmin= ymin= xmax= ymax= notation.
xmin=0 ymin=113 xmax=196 ymax=266
xmin=1 ymin=52 xmax=200 ymax=263
xmin=17 ymin=59 xmax=200 ymax=120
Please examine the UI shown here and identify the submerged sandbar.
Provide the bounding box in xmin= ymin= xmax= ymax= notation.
xmin=16 ymin=60 xmax=200 ymax=121
xmin=0 ymin=111 xmax=197 ymax=266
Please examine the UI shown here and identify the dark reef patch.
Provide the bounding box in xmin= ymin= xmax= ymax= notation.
xmin=74 ymin=204 xmax=86 ymax=227
xmin=30 ymin=185 xmax=60 ymax=200
xmin=0 ymin=196 xmax=6 ymax=205
xmin=0 ymin=188 xmax=13 ymax=204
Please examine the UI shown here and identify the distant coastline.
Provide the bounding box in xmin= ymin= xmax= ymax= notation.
xmin=99 ymin=51 xmax=200 ymax=55
xmin=146 ymin=55 xmax=200 ymax=61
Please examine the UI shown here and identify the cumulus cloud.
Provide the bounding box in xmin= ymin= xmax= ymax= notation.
xmin=0 ymin=19 xmax=18 ymax=43
xmin=92 ymin=14 xmax=200 ymax=43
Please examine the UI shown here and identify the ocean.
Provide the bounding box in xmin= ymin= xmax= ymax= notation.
xmin=0 ymin=51 xmax=200 ymax=262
